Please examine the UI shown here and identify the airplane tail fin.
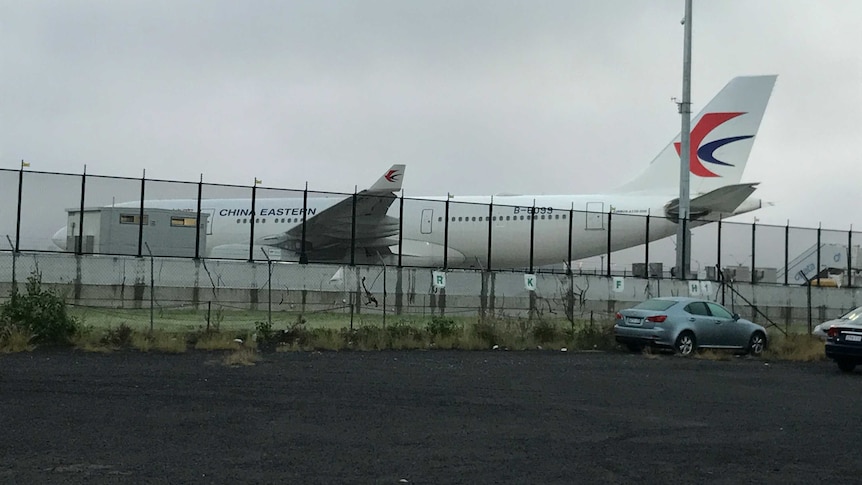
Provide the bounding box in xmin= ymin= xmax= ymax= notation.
xmin=368 ymin=164 xmax=406 ymax=193
xmin=617 ymin=75 xmax=777 ymax=195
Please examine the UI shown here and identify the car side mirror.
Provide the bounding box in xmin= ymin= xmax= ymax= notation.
xmin=732 ymin=313 xmax=740 ymax=321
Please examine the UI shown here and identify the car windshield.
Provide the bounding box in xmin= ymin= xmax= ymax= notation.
xmin=841 ymin=306 xmax=862 ymax=321
xmin=632 ymin=299 xmax=677 ymax=311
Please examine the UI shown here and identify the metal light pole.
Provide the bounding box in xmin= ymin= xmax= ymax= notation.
xmin=675 ymin=0 xmax=693 ymax=280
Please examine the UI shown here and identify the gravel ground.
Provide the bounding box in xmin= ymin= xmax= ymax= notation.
xmin=1 ymin=349 xmax=860 ymax=484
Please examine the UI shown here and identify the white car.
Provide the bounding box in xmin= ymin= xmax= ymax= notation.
xmin=813 ymin=306 xmax=862 ymax=340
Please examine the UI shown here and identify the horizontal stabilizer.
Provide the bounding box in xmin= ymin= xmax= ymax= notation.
xmin=664 ymin=183 xmax=759 ymax=219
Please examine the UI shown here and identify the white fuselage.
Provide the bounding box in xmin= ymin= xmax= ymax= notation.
xmin=103 ymin=191 xmax=756 ymax=269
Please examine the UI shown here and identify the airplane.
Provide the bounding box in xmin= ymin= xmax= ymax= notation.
xmin=52 ymin=75 xmax=777 ymax=270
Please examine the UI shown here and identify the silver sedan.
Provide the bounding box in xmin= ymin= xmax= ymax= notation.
xmin=614 ymin=296 xmax=768 ymax=356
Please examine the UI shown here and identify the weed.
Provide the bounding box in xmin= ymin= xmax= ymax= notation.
xmin=695 ymin=350 xmax=734 ymax=361
xmin=131 ymin=332 xmax=153 ymax=352
xmin=471 ymin=321 xmax=498 ymax=348
xmin=0 ymin=326 xmax=35 ymax=353
xmin=386 ymin=320 xmax=413 ymax=340
xmin=151 ymin=333 xmax=188 ymax=353
xmin=426 ymin=316 xmax=458 ymax=339
xmin=532 ymin=319 xmax=561 ymax=344
xmin=71 ymin=326 xmax=114 ymax=353
xmin=1 ymin=270 xmax=79 ymax=346
xmin=101 ymin=324 xmax=134 ymax=347
xmin=641 ymin=347 xmax=661 ymax=359
xmin=254 ymin=320 xmax=280 ymax=352
xmin=224 ymin=347 xmax=260 ymax=366
xmin=130 ymin=332 xmax=187 ymax=353
xmin=764 ymin=334 xmax=825 ymax=362
xmin=194 ymin=332 xmax=242 ymax=351
xmin=569 ymin=321 xmax=616 ymax=350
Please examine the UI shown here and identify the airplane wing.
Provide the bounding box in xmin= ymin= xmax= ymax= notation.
xmin=664 ymin=182 xmax=759 ymax=220
xmin=258 ymin=165 xmax=405 ymax=260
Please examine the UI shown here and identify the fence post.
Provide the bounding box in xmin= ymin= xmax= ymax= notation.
xmin=529 ymin=199 xmax=536 ymax=274
xmin=567 ymin=205 xmax=573 ymax=275
xmin=77 ymin=166 xmax=86 ymax=254
xmin=848 ymin=227 xmax=853 ymax=288
xmin=486 ymin=198 xmax=493 ymax=271
xmin=350 ymin=188 xmax=357 ymax=266
xmin=398 ymin=193 xmax=405 ymax=268
xmin=606 ymin=211 xmax=612 ymax=277
xmin=716 ymin=217 xmax=722 ymax=279
xmin=14 ymin=160 xmax=25 ymax=252
xmin=145 ymin=242 xmax=154 ymax=334
xmin=816 ymin=223 xmax=822 ymax=281
xmin=248 ymin=179 xmax=259 ymax=263
xmin=137 ymin=169 xmax=146 ymax=258
xmin=784 ymin=221 xmax=789 ymax=285
xmin=443 ymin=195 xmax=450 ymax=271
xmin=644 ymin=212 xmax=650 ymax=277
xmin=195 ymin=174 xmax=203 ymax=259
xmin=751 ymin=220 xmax=756 ymax=284
xmin=300 ymin=183 xmax=308 ymax=264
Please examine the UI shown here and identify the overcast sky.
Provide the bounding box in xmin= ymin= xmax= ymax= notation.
xmin=1 ymin=0 xmax=860 ymax=230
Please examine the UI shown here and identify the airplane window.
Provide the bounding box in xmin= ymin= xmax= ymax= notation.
xmin=451 ymin=217 xmax=456 ymax=222
xmin=471 ymin=217 xmax=476 ymax=222
xmin=438 ymin=217 xmax=442 ymax=222
xmin=541 ymin=215 xmax=545 ymax=220
xmin=261 ymin=219 xmax=266 ymax=223
xmin=255 ymin=218 xmax=259 ymax=223
xmin=555 ymin=215 xmax=560 ymax=219
xmin=458 ymin=217 xmax=463 ymax=222
xmin=506 ymin=216 xmax=510 ymax=221
xmin=236 ymin=219 xmax=241 ymax=223
xmin=562 ymin=214 xmax=567 ymax=219
xmin=520 ymin=216 xmax=525 ymax=220
xmin=243 ymin=218 xmax=247 ymax=223
xmin=492 ymin=216 xmax=497 ymax=221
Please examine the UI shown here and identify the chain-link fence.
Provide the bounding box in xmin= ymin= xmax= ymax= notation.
xmin=0 ymin=251 xmax=859 ymax=335
xmin=2 ymin=166 xmax=861 ymax=334
xmin=3 ymin=166 xmax=862 ymax=282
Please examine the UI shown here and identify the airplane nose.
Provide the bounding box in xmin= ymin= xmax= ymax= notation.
xmin=52 ymin=227 xmax=67 ymax=250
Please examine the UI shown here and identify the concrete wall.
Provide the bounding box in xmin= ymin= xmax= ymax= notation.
xmin=0 ymin=251 xmax=858 ymax=327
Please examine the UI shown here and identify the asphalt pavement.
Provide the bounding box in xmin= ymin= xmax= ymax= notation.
xmin=1 ymin=350 xmax=859 ymax=484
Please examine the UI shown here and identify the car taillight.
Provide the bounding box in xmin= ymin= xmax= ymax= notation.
xmin=646 ymin=315 xmax=667 ymax=323
xmin=615 ymin=312 xmax=622 ymax=320
xmin=827 ymin=326 xmax=840 ymax=338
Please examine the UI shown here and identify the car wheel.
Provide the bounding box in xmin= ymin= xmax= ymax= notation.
xmin=674 ymin=331 xmax=696 ymax=356
xmin=625 ymin=343 xmax=644 ymax=353
xmin=837 ymin=360 xmax=857 ymax=373
xmin=747 ymin=332 xmax=766 ymax=356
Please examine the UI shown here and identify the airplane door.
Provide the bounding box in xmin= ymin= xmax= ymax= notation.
xmin=201 ymin=208 xmax=215 ymax=235
xmin=586 ymin=202 xmax=604 ymax=230
xmin=420 ymin=209 xmax=433 ymax=234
